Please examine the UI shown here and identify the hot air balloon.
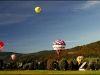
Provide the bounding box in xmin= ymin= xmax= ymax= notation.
xmin=52 ymin=39 xmax=66 ymax=56
xmin=11 ymin=54 xmax=16 ymax=60
xmin=76 ymin=56 xmax=84 ymax=64
xmin=35 ymin=6 xmax=41 ymax=14
xmin=0 ymin=41 xmax=4 ymax=51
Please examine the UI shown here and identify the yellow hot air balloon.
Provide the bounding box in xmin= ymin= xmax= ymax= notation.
xmin=35 ymin=6 xmax=41 ymax=14
xmin=76 ymin=56 xmax=84 ymax=64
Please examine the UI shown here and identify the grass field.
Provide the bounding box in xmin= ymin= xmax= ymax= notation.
xmin=0 ymin=70 xmax=100 ymax=75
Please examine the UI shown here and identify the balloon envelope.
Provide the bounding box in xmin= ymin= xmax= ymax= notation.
xmin=52 ymin=39 xmax=66 ymax=56
xmin=11 ymin=54 xmax=16 ymax=60
xmin=35 ymin=6 xmax=41 ymax=14
xmin=0 ymin=41 xmax=4 ymax=51
xmin=76 ymin=56 xmax=84 ymax=64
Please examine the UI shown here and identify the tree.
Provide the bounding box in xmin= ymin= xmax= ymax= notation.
xmin=17 ymin=63 xmax=23 ymax=70
xmin=47 ymin=59 xmax=54 ymax=70
xmin=12 ymin=62 xmax=18 ymax=70
xmin=39 ymin=61 xmax=46 ymax=70
xmin=23 ymin=63 xmax=30 ymax=70
xmin=28 ymin=61 xmax=34 ymax=70
xmin=68 ymin=60 xmax=74 ymax=70
xmin=92 ymin=58 xmax=100 ymax=70
xmin=37 ymin=61 xmax=41 ymax=70
xmin=73 ymin=60 xmax=79 ymax=70
xmin=52 ymin=60 xmax=59 ymax=70
xmin=0 ymin=59 xmax=3 ymax=70
xmin=96 ymin=59 xmax=100 ymax=70
xmin=89 ymin=61 xmax=96 ymax=70
xmin=34 ymin=61 xmax=38 ymax=70
xmin=59 ymin=58 xmax=68 ymax=70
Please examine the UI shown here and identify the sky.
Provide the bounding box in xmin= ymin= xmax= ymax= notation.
xmin=0 ymin=1 xmax=100 ymax=53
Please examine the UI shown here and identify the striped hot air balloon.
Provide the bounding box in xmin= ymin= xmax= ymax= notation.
xmin=52 ymin=39 xmax=66 ymax=56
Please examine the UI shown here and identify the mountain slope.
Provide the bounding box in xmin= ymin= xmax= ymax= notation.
xmin=0 ymin=40 xmax=100 ymax=63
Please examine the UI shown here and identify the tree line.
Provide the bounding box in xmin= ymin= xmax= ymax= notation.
xmin=0 ymin=57 xmax=100 ymax=71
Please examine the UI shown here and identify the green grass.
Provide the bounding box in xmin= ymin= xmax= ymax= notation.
xmin=0 ymin=70 xmax=100 ymax=75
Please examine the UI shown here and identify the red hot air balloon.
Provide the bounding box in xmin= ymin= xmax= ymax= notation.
xmin=52 ymin=39 xmax=66 ymax=56
xmin=11 ymin=54 xmax=16 ymax=60
xmin=0 ymin=41 xmax=4 ymax=51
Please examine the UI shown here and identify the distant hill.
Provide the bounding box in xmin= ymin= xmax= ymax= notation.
xmin=0 ymin=40 xmax=100 ymax=63
xmin=0 ymin=52 xmax=23 ymax=63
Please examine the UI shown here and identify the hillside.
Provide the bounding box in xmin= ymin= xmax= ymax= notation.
xmin=0 ymin=40 xmax=100 ymax=63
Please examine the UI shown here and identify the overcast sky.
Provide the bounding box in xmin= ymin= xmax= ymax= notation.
xmin=0 ymin=1 xmax=100 ymax=53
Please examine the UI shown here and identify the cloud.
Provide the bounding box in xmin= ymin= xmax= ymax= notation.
xmin=65 ymin=40 xmax=81 ymax=43
xmin=0 ymin=14 xmax=34 ymax=26
xmin=0 ymin=14 xmax=34 ymax=17
xmin=74 ymin=1 xmax=100 ymax=10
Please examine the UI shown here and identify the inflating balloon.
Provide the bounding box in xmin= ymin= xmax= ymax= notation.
xmin=76 ymin=56 xmax=84 ymax=64
xmin=0 ymin=41 xmax=4 ymax=51
xmin=52 ymin=39 xmax=66 ymax=56
xmin=11 ymin=54 xmax=16 ymax=60
xmin=35 ymin=6 xmax=41 ymax=14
